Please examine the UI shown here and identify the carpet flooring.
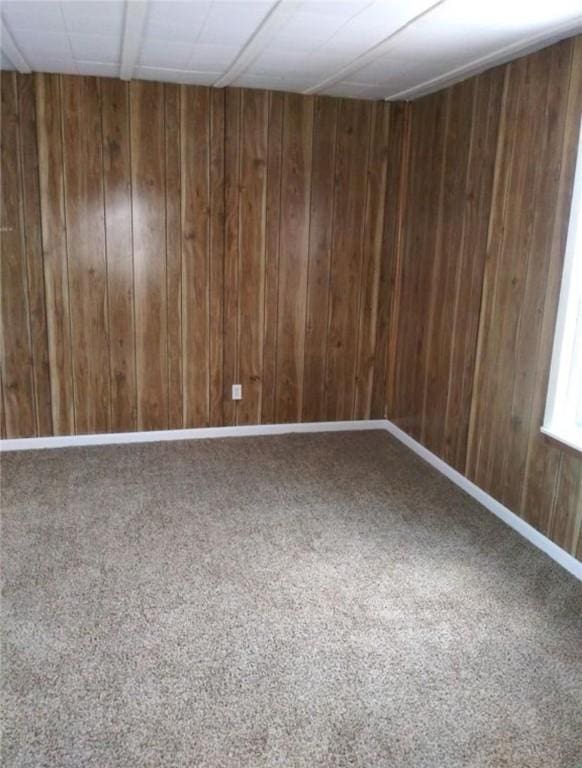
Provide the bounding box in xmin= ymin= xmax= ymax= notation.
xmin=1 ymin=430 xmax=581 ymax=767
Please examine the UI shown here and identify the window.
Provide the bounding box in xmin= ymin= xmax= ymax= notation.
xmin=542 ymin=119 xmax=582 ymax=453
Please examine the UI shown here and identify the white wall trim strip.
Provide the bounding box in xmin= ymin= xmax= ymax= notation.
xmin=1 ymin=418 xmax=579 ymax=580
xmin=383 ymin=419 xmax=582 ymax=581
xmin=0 ymin=420 xmax=385 ymax=452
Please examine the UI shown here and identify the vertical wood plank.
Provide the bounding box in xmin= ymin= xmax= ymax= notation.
xmin=465 ymin=65 xmax=517 ymax=486
xmin=237 ymin=89 xmax=268 ymax=425
xmin=209 ymin=88 xmax=225 ymax=427
xmin=373 ymin=102 xmax=409 ymax=419
xmin=101 ymin=78 xmax=136 ymax=433
xmin=223 ymin=88 xmax=241 ymax=426
xmin=165 ymin=84 xmax=183 ymax=429
xmin=181 ymin=85 xmax=211 ymax=427
xmin=442 ymin=69 xmax=503 ymax=470
xmin=17 ymin=73 xmax=52 ymax=436
xmin=354 ymin=102 xmax=390 ymax=420
xmin=130 ymin=80 xmax=168 ymax=431
xmin=392 ymin=93 xmax=447 ymax=440
xmin=0 ymin=72 xmax=36 ymax=437
xmin=35 ymin=74 xmax=75 ymax=435
xmin=420 ymin=82 xmax=471 ymax=456
xmin=62 ymin=76 xmax=110 ymax=434
xmin=325 ymin=100 xmax=372 ymax=421
xmin=302 ymin=96 xmax=337 ymax=423
xmin=550 ymin=455 xmax=582 ymax=555
xmin=261 ymin=91 xmax=284 ymax=425
xmin=275 ymin=93 xmax=313 ymax=423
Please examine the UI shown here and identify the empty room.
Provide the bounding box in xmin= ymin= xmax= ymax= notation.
xmin=1 ymin=0 xmax=581 ymax=765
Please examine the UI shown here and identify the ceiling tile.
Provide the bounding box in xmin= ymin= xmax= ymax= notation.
xmin=270 ymin=10 xmax=349 ymax=52
xmin=62 ymin=1 xmax=124 ymax=36
xmin=249 ymin=49 xmax=345 ymax=80
xmin=305 ymin=2 xmax=371 ymax=17
xmin=69 ymin=33 xmax=121 ymax=63
xmin=1 ymin=1 xmax=65 ymax=32
xmin=199 ymin=1 xmax=275 ymax=46
xmin=187 ymin=44 xmax=238 ymax=71
xmin=139 ymin=39 xmax=193 ymax=70
xmin=10 ymin=29 xmax=71 ymax=59
xmin=144 ymin=1 xmax=212 ymax=43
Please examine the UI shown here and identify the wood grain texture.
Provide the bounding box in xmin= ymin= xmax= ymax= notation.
xmin=375 ymin=103 xmax=410 ymax=420
xmin=0 ymin=72 xmax=36 ymax=437
xmin=261 ymin=91 xmax=284 ymax=425
xmin=62 ymin=76 xmax=110 ymax=434
xmin=2 ymin=75 xmax=395 ymax=439
xmin=181 ymin=85 xmax=210 ymax=428
xmin=101 ymin=79 xmax=136 ymax=433
xmin=325 ymin=100 xmax=372 ymax=421
xmin=302 ymin=96 xmax=337 ymax=423
xmin=17 ymin=73 xmax=52 ymax=436
xmin=392 ymin=92 xmax=447 ymax=441
xmin=130 ymin=80 xmax=167 ymax=431
xmin=236 ymin=89 xmax=268 ymax=425
xmin=223 ymin=87 xmax=241 ymax=427
xmin=354 ymin=102 xmax=391 ymax=420
xmin=35 ymin=73 xmax=75 ymax=435
xmin=165 ymin=83 xmax=182 ymax=430
xmin=275 ymin=93 xmax=313 ymax=423
xmin=209 ymin=88 xmax=225 ymax=427
xmin=391 ymin=37 xmax=582 ymax=556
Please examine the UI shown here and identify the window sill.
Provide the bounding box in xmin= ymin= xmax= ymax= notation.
xmin=540 ymin=425 xmax=582 ymax=456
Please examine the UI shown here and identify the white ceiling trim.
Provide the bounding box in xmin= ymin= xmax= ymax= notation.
xmin=120 ymin=0 xmax=149 ymax=81
xmin=384 ymin=15 xmax=582 ymax=101
xmin=0 ymin=17 xmax=31 ymax=73
xmin=302 ymin=0 xmax=446 ymax=96
xmin=213 ymin=0 xmax=301 ymax=88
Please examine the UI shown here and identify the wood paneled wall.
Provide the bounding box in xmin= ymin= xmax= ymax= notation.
xmin=0 ymin=72 xmax=404 ymax=438
xmin=390 ymin=36 xmax=582 ymax=557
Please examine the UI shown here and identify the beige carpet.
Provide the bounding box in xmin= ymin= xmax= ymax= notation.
xmin=1 ymin=431 xmax=581 ymax=767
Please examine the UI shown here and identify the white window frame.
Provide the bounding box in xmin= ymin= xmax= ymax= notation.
xmin=542 ymin=118 xmax=582 ymax=454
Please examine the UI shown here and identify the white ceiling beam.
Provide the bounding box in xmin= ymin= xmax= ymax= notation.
xmin=302 ymin=0 xmax=446 ymax=96
xmin=213 ymin=0 xmax=301 ymax=88
xmin=0 ymin=18 xmax=31 ymax=73
xmin=120 ymin=0 xmax=149 ymax=81
xmin=385 ymin=16 xmax=582 ymax=101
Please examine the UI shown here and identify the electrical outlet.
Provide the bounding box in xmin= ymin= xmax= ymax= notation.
xmin=232 ymin=384 xmax=242 ymax=400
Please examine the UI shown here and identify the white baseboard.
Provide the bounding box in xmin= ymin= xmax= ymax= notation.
xmin=383 ymin=419 xmax=582 ymax=581
xmin=1 ymin=417 xmax=579 ymax=580
xmin=0 ymin=419 xmax=385 ymax=452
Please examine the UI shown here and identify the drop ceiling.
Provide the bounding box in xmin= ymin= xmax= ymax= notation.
xmin=1 ymin=0 xmax=581 ymax=100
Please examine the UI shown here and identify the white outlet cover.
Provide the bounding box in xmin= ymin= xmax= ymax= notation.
xmin=232 ymin=384 xmax=242 ymax=400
